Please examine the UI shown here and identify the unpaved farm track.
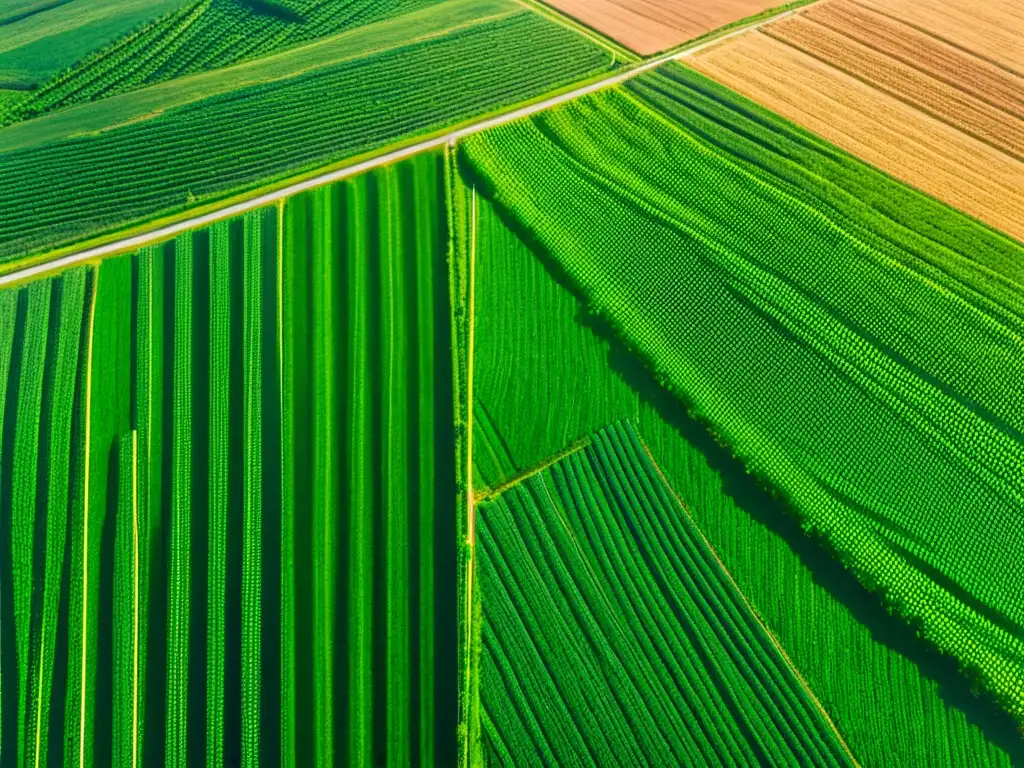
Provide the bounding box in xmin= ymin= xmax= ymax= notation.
xmin=690 ymin=0 xmax=1024 ymax=241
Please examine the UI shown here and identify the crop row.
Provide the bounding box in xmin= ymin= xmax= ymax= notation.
xmin=461 ymin=63 xmax=1024 ymax=722
xmin=0 ymin=10 xmax=613 ymax=263
xmin=5 ymin=0 xmax=445 ymax=125
xmin=477 ymin=421 xmax=852 ymax=765
xmin=467 ymin=190 xmax=1017 ymax=765
xmin=0 ymin=154 xmax=458 ymax=766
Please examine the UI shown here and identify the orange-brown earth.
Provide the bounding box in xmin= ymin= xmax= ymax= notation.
xmin=689 ymin=0 xmax=1024 ymax=241
xmin=764 ymin=14 xmax=1024 ymax=158
xmin=541 ymin=0 xmax=789 ymax=55
xmin=853 ymin=0 xmax=1024 ymax=75
xmin=805 ymin=1 xmax=1024 ymax=119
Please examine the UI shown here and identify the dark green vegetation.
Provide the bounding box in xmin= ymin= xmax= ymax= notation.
xmin=0 ymin=1 xmax=614 ymax=263
xmin=279 ymin=153 xmax=458 ymax=767
xmin=468 ymin=179 xmax=1022 ymax=763
xmin=0 ymin=153 xmax=458 ymax=766
xmin=462 ymin=60 xmax=1024 ymax=727
xmin=477 ymin=421 xmax=853 ymax=766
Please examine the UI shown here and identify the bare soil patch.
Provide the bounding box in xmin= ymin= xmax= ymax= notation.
xmin=542 ymin=0 xmax=789 ymax=55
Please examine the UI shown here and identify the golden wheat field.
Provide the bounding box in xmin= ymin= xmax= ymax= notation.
xmin=690 ymin=0 xmax=1024 ymax=240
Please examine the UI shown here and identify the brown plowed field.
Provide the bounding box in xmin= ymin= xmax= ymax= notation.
xmin=853 ymin=0 xmax=1024 ymax=75
xmin=805 ymin=1 xmax=1024 ymax=119
xmin=764 ymin=15 xmax=1024 ymax=158
xmin=540 ymin=0 xmax=789 ymax=55
xmin=689 ymin=0 xmax=1024 ymax=241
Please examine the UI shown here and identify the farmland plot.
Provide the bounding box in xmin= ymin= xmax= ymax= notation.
xmin=689 ymin=0 xmax=1024 ymax=240
xmin=469 ymin=191 xmax=1019 ymax=765
xmin=477 ymin=421 xmax=853 ymax=766
xmin=0 ymin=4 xmax=615 ymax=263
xmin=0 ymin=153 xmax=458 ymax=766
xmin=538 ymin=0 xmax=799 ymax=55
xmin=2 ymin=0 xmax=444 ymax=122
xmin=461 ymin=65 xmax=1024 ymax=725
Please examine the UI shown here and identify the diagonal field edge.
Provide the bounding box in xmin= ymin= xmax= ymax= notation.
xmin=0 ymin=3 xmax=810 ymax=289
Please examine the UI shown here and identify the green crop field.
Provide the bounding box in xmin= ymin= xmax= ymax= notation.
xmin=0 ymin=0 xmax=512 ymax=155
xmin=0 ymin=0 xmax=185 ymax=89
xmin=2 ymin=2 xmax=1023 ymax=763
xmin=467 ymin=188 xmax=1020 ymax=765
xmin=0 ymin=0 xmax=615 ymax=263
xmin=2 ymin=0 xmax=447 ymax=123
xmin=461 ymin=60 xmax=1024 ymax=728
xmin=0 ymin=154 xmax=458 ymax=767
xmin=477 ymin=421 xmax=853 ymax=766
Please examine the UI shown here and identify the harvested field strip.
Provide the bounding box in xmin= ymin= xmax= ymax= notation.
xmin=803 ymin=1 xmax=1024 ymax=119
xmin=462 ymin=65 xmax=1024 ymax=722
xmin=689 ymin=32 xmax=1024 ymax=240
xmin=477 ymin=421 xmax=854 ymax=766
xmin=0 ymin=153 xmax=457 ymax=766
xmin=763 ymin=14 xmax=1024 ymax=158
xmin=852 ymin=0 xmax=1024 ymax=75
xmin=468 ymin=191 xmax=1019 ymax=765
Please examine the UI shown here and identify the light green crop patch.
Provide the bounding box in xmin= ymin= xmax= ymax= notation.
xmin=477 ymin=421 xmax=854 ymax=765
xmin=462 ymin=61 xmax=1024 ymax=726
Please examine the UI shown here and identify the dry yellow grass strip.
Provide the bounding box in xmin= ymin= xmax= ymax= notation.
xmin=541 ymin=0 xmax=788 ymax=55
xmin=690 ymin=32 xmax=1024 ymax=240
xmin=764 ymin=15 xmax=1024 ymax=158
xmin=852 ymin=0 xmax=1024 ymax=75
xmin=806 ymin=1 xmax=1024 ymax=119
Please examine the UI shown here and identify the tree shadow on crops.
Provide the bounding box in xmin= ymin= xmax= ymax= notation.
xmin=236 ymin=0 xmax=305 ymax=24
xmin=457 ymin=157 xmax=1024 ymax=761
xmin=592 ymin=313 xmax=1024 ymax=762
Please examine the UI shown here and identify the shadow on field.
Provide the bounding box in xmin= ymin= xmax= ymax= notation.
xmin=236 ymin=0 xmax=306 ymax=24
xmin=457 ymin=155 xmax=1024 ymax=762
xmin=595 ymin=318 xmax=1024 ymax=763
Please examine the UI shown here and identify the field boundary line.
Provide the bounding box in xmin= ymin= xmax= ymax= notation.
xmin=467 ymin=185 xmax=477 ymax=548
xmin=512 ymin=0 xmax=637 ymax=63
xmin=463 ymin=185 xmax=478 ymax=768
xmin=636 ymin=435 xmax=861 ymax=767
xmin=0 ymin=0 xmax=816 ymax=288
xmin=474 ymin=437 xmax=591 ymax=503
